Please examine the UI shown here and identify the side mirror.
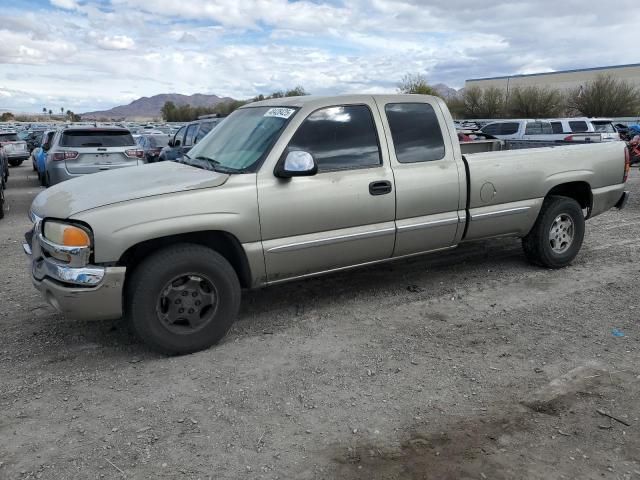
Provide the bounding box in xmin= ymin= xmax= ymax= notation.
xmin=174 ymin=139 xmax=181 ymax=148
xmin=43 ymin=143 xmax=50 ymax=151
xmin=275 ymin=150 xmax=318 ymax=178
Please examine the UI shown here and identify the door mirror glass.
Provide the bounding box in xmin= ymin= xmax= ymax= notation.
xmin=276 ymin=150 xmax=317 ymax=178
xmin=174 ymin=139 xmax=181 ymax=147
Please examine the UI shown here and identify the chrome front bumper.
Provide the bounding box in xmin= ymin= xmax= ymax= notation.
xmin=24 ymin=215 xmax=125 ymax=320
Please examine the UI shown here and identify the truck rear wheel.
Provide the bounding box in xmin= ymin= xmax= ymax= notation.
xmin=8 ymin=159 xmax=23 ymax=167
xmin=522 ymin=195 xmax=585 ymax=268
xmin=125 ymin=244 xmax=241 ymax=355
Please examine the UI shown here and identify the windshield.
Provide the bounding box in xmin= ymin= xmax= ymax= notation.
xmin=148 ymin=135 xmax=171 ymax=147
xmin=185 ymin=106 xmax=297 ymax=172
xmin=0 ymin=133 xmax=19 ymax=141
xmin=591 ymin=122 xmax=616 ymax=133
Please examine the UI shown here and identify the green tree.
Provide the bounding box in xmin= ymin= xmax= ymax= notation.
xmin=445 ymin=96 xmax=465 ymax=119
xmin=462 ymin=86 xmax=484 ymax=118
xmin=48 ymin=109 xmax=52 ymax=116
xmin=0 ymin=112 xmax=15 ymax=121
xmin=284 ymin=86 xmax=308 ymax=97
xmin=507 ymin=86 xmax=564 ymax=117
xmin=397 ymin=73 xmax=439 ymax=96
xmin=566 ymin=74 xmax=640 ymax=117
xmin=213 ymin=100 xmax=247 ymax=116
xmin=161 ymin=101 xmax=177 ymax=121
xmin=251 ymin=86 xmax=309 ymax=103
xmin=479 ymin=86 xmax=505 ymax=118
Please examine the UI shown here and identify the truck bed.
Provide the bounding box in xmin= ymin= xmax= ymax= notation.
xmin=460 ymin=141 xmax=627 ymax=241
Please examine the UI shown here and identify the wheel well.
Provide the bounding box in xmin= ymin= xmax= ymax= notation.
xmin=118 ymin=231 xmax=252 ymax=288
xmin=546 ymin=182 xmax=592 ymax=213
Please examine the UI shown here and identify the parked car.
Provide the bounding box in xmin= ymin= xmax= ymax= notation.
xmin=158 ymin=116 xmax=223 ymax=162
xmin=44 ymin=127 xmax=143 ymax=186
xmin=480 ymin=120 xmax=563 ymax=140
xmin=0 ymin=145 xmax=7 ymax=184
xmin=589 ymin=118 xmax=620 ymax=142
xmin=24 ymin=94 xmax=629 ymax=354
xmin=481 ymin=118 xmax=620 ymax=143
xmin=30 ymin=130 xmax=56 ymax=185
xmin=25 ymin=130 xmax=46 ymax=153
xmin=0 ymin=131 xmax=30 ymax=166
xmin=136 ymin=134 xmax=172 ymax=163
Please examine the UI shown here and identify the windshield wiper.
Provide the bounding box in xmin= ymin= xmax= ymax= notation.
xmin=189 ymin=155 xmax=247 ymax=174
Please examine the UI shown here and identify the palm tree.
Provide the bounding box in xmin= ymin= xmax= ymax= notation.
xmin=42 ymin=107 xmax=47 ymax=115
xmin=48 ymin=109 xmax=52 ymax=116
xmin=60 ymin=107 xmax=64 ymax=116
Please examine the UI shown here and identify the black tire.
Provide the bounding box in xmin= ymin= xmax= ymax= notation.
xmin=39 ymin=171 xmax=47 ymax=187
xmin=125 ymin=244 xmax=241 ymax=355
xmin=522 ymin=195 xmax=585 ymax=268
xmin=8 ymin=159 xmax=23 ymax=167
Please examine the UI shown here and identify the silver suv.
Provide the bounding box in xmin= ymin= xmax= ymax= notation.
xmin=45 ymin=127 xmax=143 ymax=186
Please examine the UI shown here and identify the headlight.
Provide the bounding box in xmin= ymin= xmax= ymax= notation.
xmin=43 ymin=221 xmax=91 ymax=247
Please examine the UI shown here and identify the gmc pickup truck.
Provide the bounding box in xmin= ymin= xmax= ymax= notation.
xmin=24 ymin=95 xmax=630 ymax=354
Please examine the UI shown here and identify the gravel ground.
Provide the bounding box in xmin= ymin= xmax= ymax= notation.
xmin=1 ymin=164 xmax=639 ymax=480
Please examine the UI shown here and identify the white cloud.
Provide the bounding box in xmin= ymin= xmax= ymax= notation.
xmin=50 ymin=0 xmax=78 ymax=10
xmin=90 ymin=33 xmax=136 ymax=50
xmin=0 ymin=0 xmax=637 ymax=113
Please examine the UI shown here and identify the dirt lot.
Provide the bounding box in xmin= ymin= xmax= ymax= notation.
xmin=1 ymin=163 xmax=639 ymax=480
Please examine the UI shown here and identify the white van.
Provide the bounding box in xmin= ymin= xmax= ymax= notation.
xmin=548 ymin=118 xmax=619 ymax=142
xmin=480 ymin=118 xmax=621 ymax=142
xmin=480 ymin=120 xmax=566 ymax=141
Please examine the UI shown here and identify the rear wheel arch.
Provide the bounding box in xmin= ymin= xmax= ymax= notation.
xmin=545 ymin=181 xmax=593 ymax=216
xmin=119 ymin=231 xmax=252 ymax=289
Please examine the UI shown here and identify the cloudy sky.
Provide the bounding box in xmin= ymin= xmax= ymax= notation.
xmin=0 ymin=0 xmax=636 ymax=112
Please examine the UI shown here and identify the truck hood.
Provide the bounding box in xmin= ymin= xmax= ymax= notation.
xmin=31 ymin=162 xmax=229 ymax=219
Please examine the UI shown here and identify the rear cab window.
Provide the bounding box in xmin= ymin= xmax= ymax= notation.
xmin=524 ymin=122 xmax=552 ymax=135
xmin=499 ymin=122 xmax=520 ymax=135
xmin=384 ymin=103 xmax=445 ymax=163
xmin=591 ymin=121 xmax=616 ymax=133
xmin=569 ymin=121 xmax=588 ymax=132
xmin=551 ymin=122 xmax=563 ymax=134
xmin=288 ymin=105 xmax=381 ymax=172
xmin=481 ymin=123 xmax=500 ymax=135
xmin=60 ymin=130 xmax=135 ymax=147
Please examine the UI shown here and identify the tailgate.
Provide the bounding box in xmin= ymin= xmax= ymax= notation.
xmin=3 ymin=141 xmax=28 ymax=155
xmin=59 ymin=129 xmax=139 ymax=174
xmin=66 ymin=148 xmax=137 ymax=174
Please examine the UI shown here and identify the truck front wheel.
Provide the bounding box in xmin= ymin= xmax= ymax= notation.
xmin=522 ymin=195 xmax=585 ymax=268
xmin=125 ymin=244 xmax=241 ymax=355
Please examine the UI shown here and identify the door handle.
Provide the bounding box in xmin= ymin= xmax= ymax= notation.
xmin=369 ymin=180 xmax=392 ymax=196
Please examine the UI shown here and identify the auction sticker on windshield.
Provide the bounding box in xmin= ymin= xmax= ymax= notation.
xmin=264 ymin=108 xmax=296 ymax=119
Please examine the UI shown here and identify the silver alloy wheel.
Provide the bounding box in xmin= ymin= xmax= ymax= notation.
xmin=549 ymin=214 xmax=574 ymax=254
xmin=156 ymin=273 xmax=218 ymax=335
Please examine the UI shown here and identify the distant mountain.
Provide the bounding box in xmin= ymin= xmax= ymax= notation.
xmin=81 ymin=93 xmax=234 ymax=120
xmin=433 ymin=83 xmax=461 ymax=99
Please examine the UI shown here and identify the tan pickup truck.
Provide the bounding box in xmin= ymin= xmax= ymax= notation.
xmin=24 ymin=94 xmax=630 ymax=354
